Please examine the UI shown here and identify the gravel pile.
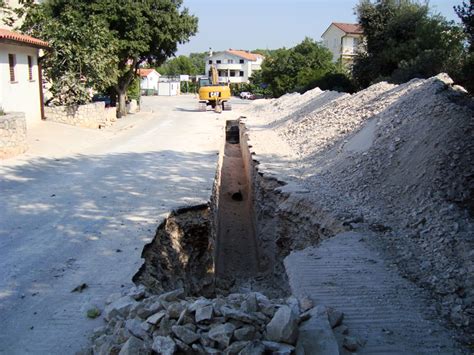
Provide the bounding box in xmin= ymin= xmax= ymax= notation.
xmin=245 ymin=87 xmax=328 ymax=126
xmin=87 ymin=286 xmax=354 ymax=354
xmin=244 ymin=74 xmax=474 ymax=342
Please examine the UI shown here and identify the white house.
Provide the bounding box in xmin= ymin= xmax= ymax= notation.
xmin=0 ymin=29 xmax=49 ymax=126
xmin=205 ymin=49 xmax=264 ymax=84
xmin=321 ymin=23 xmax=364 ymax=66
xmin=138 ymin=68 xmax=160 ymax=92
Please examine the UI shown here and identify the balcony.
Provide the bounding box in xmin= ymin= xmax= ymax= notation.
xmin=215 ymin=63 xmax=244 ymax=71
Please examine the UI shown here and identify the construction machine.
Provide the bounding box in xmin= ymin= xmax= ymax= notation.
xmin=198 ymin=65 xmax=232 ymax=112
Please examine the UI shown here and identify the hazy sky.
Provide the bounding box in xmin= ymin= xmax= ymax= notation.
xmin=177 ymin=0 xmax=462 ymax=55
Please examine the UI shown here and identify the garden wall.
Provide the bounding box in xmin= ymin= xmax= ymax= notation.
xmin=44 ymin=102 xmax=116 ymax=129
xmin=0 ymin=112 xmax=27 ymax=159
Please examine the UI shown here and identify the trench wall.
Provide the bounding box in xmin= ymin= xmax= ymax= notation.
xmin=239 ymin=122 xmax=346 ymax=277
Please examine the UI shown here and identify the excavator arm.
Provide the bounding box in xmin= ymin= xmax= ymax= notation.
xmin=210 ymin=65 xmax=219 ymax=85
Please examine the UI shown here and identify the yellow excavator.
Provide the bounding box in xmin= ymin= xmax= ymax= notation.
xmin=198 ymin=65 xmax=232 ymax=112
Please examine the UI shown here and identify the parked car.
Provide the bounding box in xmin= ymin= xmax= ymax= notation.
xmin=92 ymin=94 xmax=114 ymax=107
xmin=240 ymin=91 xmax=252 ymax=99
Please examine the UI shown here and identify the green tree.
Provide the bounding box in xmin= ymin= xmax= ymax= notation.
xmin=20 ymin=2 xmax=119 ymax=105
xmin=257 ymin=38 xmax=341 ymax=97
xmin=454 ymin=0 xmax=474 ymax=93
xmin=455 ymin=1 xmax=473 ymax=50
xmin=156 ymin=52 xmax=206 ymax=76
xmin=157 ymin=55 xmax=196 ymax=76
xmin=189 ymin=52 xmax=206 ymax=75
xmin=22 ymin=0 xmax=198 ymax=115
xmin=353 ymin=0 xmax=465 ymax=88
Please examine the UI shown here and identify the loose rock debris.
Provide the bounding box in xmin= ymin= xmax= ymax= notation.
xmin=245 ymin=73 xmax=474 ymax=344
xmin=87 ymin=286 xmax=352 ymax=354
xmin=84 ymin=73 xmax=472 ymax=353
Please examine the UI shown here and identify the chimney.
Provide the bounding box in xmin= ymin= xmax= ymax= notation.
xmin=209 ymin=47 xmax=213 ymax=57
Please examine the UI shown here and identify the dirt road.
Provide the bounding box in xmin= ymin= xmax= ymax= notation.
xmin=0 ymin=95 xmax=243 ymax=354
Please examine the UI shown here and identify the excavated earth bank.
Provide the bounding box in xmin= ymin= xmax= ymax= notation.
xmin=87 ymin=74 xmax=472 ymax=354
xmin=244 ymin=73 xmax=473 ymax=350
xmin=87 ymin=120 xmax=357 ymax=354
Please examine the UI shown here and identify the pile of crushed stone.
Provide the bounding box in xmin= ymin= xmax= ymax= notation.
xmin=87 ymin=286 xmax=358 ymax=354
xmin=244 ymin=74 xmax=474 ymax=343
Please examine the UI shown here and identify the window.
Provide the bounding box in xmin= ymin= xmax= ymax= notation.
xmin=353 ymin=38 xmax=360 ymax=48
xmin=240 ymin=71 xmax=244 ymax=77
xmin=230 ymin=70 xmax=235 ymax=77
xmin=216 ymin=60 xmax=221 ymax=64
xmin=8 ymin=54 xmax=16 ymax=82
xmin=208 ymin=60 xmax=212 ymax=64
xmin=239 ymin=59 xmax=244 ymax=64
xmin=28 ymin=56 xmax=34 ymax=81
xmin=228 ymin=59 xmax=233 ymax=64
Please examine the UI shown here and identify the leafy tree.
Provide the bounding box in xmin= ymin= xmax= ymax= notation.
xmin=0 ymin=0 xmax=14 ymax=27
xmin=189 ymin=52 xmax=206 ymax=75
xmin=156 ymin=52 xmax=206 ymax=76
xmin=256 ymin=38 xmax=342 ymax=97
xmin=20 ymin=2 xmax=119 ymax=105
xmin=21 ymin=0 xmax=198 ymax=115
xmin=454 ymin=0 xmax=474 ymax=93
xmin=455 ymin=0 xmax=473 ymax=50
xmin=353 ymin=0 xmax=465 ymax=88
xmin=157 ymin=55 xmax=197 ymax=76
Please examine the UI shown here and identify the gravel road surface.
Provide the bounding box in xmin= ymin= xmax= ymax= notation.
xmin=0 ymin=95 xmax=242 ymax=354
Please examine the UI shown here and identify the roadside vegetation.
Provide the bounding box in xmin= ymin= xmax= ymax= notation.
xmin=229 ymin=39 xmax=355 ymax=99
xmin=352 ymin=0 xmax=471 ymax=91
xmin=3 ymin=0 xmax=471 ymax=111
xmin=15 ymin=0 xmax=198 ymax=116
xmin=155 ymin=53 xmax=206 ymax=76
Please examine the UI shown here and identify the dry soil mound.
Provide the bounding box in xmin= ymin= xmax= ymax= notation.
xmin=246 ymin=73 xmax=474 ymax=343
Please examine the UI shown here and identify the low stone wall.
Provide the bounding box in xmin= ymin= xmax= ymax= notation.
xmin=44 ymin=102 xmax=117 ymax=129
xmin=0 ymin=112 xmax=27 ymax=159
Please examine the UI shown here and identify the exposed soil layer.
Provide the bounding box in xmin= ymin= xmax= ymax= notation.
xmin=244 ymin=73 xmax=474 ymax=345
xmin=133 ymin=204 xmax=215 ymax=297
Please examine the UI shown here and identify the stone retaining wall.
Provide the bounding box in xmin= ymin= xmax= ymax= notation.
xmin=44 ymin=102 xmax=116 ymax=129
xmin=0 ymin=112 xmax=27 ymax=159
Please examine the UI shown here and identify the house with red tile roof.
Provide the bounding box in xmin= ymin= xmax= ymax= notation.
xmin=0 ymin=29 xmax=49 ymax=125
xmin=205 ymin=49 xmax=264 ymax=84
xmin=321 ymin=22 xmax=365 ymax=66
xmin=138 ymin=68 xmax=161 ymax=92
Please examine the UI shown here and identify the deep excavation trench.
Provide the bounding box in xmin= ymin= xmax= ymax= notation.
xmin=133 ymin=119 xmax=338 ymax=297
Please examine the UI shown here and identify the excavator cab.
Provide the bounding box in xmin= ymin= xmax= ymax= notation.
xmin=198 ymin=66 xmax=232 ymax=112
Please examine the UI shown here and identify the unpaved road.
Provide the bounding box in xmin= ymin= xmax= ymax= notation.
xmin=0 ymin=95 xmax=245 ymax=354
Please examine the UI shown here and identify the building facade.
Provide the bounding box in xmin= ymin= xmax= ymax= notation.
xmin=321 ymin=23 xmax=364 ymax=66
xmin=0 ymin=29 xmax=49 ymax=126
xmin=138 ymin=68 xmax=161 ymax=92
xmin=205 ymin=49 xmax=264 ymax=84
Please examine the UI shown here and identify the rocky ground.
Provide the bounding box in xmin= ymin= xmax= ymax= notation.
xmin=244 ymin=73 xmax=474 ymax=345
xmin=67 ymin=77 xmax=473 ymax=354
xmin=86 ymin=285 xmax=354 ymax=355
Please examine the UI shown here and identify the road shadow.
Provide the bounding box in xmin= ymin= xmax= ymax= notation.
xmin=0 ymin=149 xmax=218 ymax=303
xmin=174 ymin=106 xmax=202 ymax=113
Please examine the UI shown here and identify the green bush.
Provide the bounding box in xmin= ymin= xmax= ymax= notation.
xmin=127 ymin=76 xmax=140 ymax=103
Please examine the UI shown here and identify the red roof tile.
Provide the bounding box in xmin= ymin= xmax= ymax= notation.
xmin=332 ymin=23 xmax=363 ymax=35
xmin=226 ymin=49 xmax=264 ymax=61
xmin=138 ymin=68 xmax=160 ymax=77
xmin=0 ymin=29 xmax=49 ymax=48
